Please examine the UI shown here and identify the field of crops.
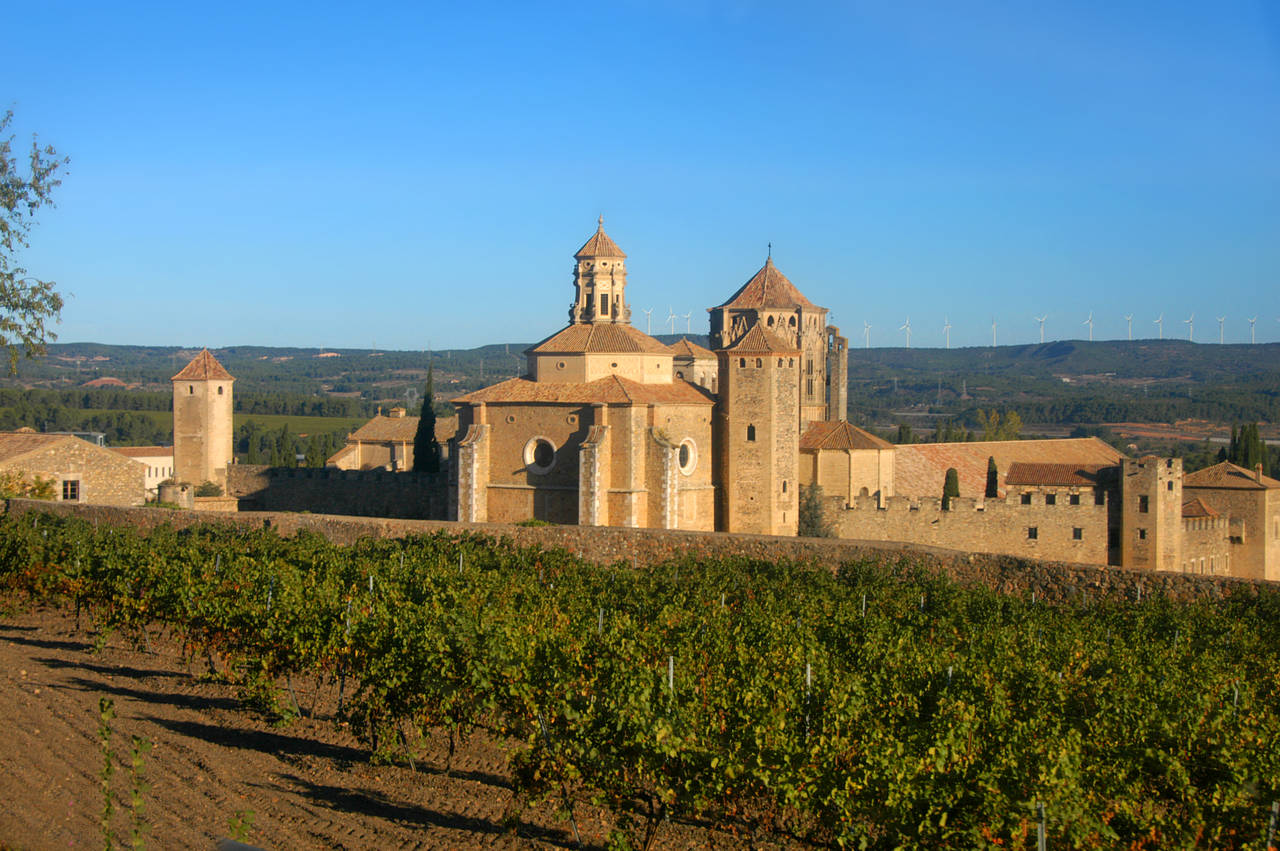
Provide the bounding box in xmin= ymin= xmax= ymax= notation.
xmin=2 ymin=511 xmax=1278 ymax=849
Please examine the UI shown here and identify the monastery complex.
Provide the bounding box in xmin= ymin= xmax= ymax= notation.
xmin=158 ymin=220 xmax=1280 ymax=582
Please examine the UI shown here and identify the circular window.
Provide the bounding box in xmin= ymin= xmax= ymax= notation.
xmin=505 ymin=414 xmax=517 ymax=424
xmin=523 ymin=437 xmax=557 ymax=474
xmin=557 ymin=361 xmax=566 ymax=370
xmin=678 ymin=439 xmax=697 ymax=475
xmin=566 ymin=414 xmax=578 ymax=425
xmin=610 ymin=362 xmax=618 ymax=369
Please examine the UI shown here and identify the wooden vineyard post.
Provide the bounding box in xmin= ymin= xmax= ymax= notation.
xmin=1036 ymin=801 xmax=1046 ymax=851
xmin=1266 ymin=800 xmax=1277 ymax=850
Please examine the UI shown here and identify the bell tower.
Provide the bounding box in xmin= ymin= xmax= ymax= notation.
xmin=569 ymin=216 xmax=631 ymax=325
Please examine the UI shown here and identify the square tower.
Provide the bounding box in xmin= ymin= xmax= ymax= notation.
xmin=172 ymin=349 xmax=235 ymax=489
xmin=714 ymin=324 xmax=800 ymax=535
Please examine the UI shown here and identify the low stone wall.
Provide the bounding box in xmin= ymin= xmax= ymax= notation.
xmin=227 ymin=465 xmax=447 ymax=520
xmin=3 ymin=498 xmax=1273 ymax=604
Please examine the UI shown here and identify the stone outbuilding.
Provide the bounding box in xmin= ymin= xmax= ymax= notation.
xmin=0 ymin=431 xmax=146 ymax=506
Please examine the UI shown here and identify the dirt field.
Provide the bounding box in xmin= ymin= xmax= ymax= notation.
xmin=0 ymin=606 xmax=755 ymax=851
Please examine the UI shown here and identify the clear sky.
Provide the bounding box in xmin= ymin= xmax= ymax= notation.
xmin=7 ymin=0 xmax=1279 ymax=350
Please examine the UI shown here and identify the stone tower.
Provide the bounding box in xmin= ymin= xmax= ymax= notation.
xmin=708 ymin=257 xmax=831 ymax=430
xmin=826 ymin=325 xmax=848 ymax=422
xmin=714 ymin=324 xmax=800 ymax=536
xmin=1120 ymin=456 xmax=1183 ymax=571
xmin=172 ymin=349 xmax=234 ymax=489
xmin=569 ymin=215 xmax=631 ymax=325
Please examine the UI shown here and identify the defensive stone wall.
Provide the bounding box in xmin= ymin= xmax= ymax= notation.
xmin=834 ymin=494 xmax=1113 ymax=568
xmin=4 ymin=498 xmax=1273 ymax=604
xmin=226 ymin=464 xmax=448 ymax=520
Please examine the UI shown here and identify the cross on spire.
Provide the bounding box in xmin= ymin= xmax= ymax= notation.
xmin=767 ymin=241 xmax=772 ymax=259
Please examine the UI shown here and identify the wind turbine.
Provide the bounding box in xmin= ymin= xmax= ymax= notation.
xmin=1082 ymin=311 xmax=1094 ymax=342
xmin=1248 ymin=316 xmax=1257 ymax=344
xmin=899 ymin=317 xmax=912 ymax=349
xmin=863 ymin=321 xmax=871 ymax=349
xmin=1154 ymin=313 xmax=1164 ymax=339
xmin=1184 ymin=313 xmax=1194 ymax=342
xmin=643 ymin=307 xmax=653 ymax=335
xmin=683 ymin=312 xmax=692 ymax=334
xmin=1124 ymin=314 xmax=1133 ymax=341
xmin=991 ymin=318 xmax=998 ymax=348
xmin=1217 ymin=316 xmax=1226 ymax=344
xmin=942 ymin=317 xmax=952 ymax=349
xmin=1033 ymin=314 xmax=1047 ymax=344
xmin=666 ymin=306 xmax=678 ymax=335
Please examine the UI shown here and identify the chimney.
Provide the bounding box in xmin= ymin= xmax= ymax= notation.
xmin=1257 ymin=462 xmax=1264 ymax=483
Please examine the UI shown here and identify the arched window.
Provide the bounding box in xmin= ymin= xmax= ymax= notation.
xmin=217 ymin=386 xmax=223 ymax=395
xmin=739 ymin=357 xmax=746 ymax=368
xmin=767 ymin=316 xmax=775 ymax=327
xmin=188 ymin=385 xmax=194 ymax=395
xmin=789 ymin=316 xmax=796 ymax=327
xmin=746 ymin=424 xmax=756 ymax=442
xmin=777 ymin=358 xmax=783 ymax=367
xmin=755 ymin=358 xmax=762 ymax=368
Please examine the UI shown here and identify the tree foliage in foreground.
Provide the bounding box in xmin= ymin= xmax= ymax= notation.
xmin=0 ymin=110 xmax=68 ymax=373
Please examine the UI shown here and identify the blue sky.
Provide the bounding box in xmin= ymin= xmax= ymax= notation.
xmin=7 ymin=0 xmax=1279 ymax=350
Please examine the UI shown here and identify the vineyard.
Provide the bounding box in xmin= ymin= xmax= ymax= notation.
xmin=2 ymin=511 xmax=1278 ymax=849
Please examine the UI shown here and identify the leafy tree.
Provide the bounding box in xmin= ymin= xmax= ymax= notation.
xmin=985 ymin=456 xmax=999 ymax=498
xmin=194 ymin=481 xmax=223 ymax=497
xmin=1 ymin=110 xmax=69 ymax=373
xmin=976 ymin=409 xmax=1023 ymax=441
xmin=1228 ymin=422 xmax=1268 ymax=474
xmin=894 ymin=423 xmax=913 ymax=445
xmin=0 ymin=469 xmax=54 ymax=499
xmin=942 ymin=467 xmax=960 ymax=510
xmin=798 ymin=482 xmax=834 ymax=537
xmin=412 ymin=364 xmax=441 ymax=473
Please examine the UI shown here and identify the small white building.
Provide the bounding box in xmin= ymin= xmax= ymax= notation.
xmin=110 ymin=446 xmax=175 ymax=499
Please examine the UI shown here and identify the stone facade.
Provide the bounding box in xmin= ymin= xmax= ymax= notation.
xmin=0 ymin=432 xmax=145 ymax=506
xmin=448 ymin=220 xmax=819 ymax=535
xmin=1183 ymin=462 xmax=1280 ymax=581
xmin=172 ymin=349 xmax=234 ymax=489
xmin=110 ymin=446 xmax=174 ymax=499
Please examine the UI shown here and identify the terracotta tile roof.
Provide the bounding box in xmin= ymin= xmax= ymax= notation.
xmin=800 ymin=421 xmax=894 ymax=451
xmin=1184 ymin=461 xmax=1280 ymax=490
xmin=347 ymin=414 xmax=420 ymax=443
xmin=1005 ymin=462 xmax=1109 ymax=486
xmin=723 ymin=323 xmax=799 ymax=354
xmin=110 ymin=446 xmax=173 ymax=459
xmin=529 ymin=323 xmax=673 ymax=355
xmin=453 ymin=375 xmax=713 ymax=406
xmin=669 ymin=337 xmax=715 ymax=360
xmin=714 ymin=258 xmax=821 ymax=311
xmin=1182 ymin=497 xmax=1220 ymax=518
xmin=574 ymin=218 xmax=626 ymax=259
xmin=171 ymin=349 xmax=234 ymax=381
xmin=894 ymin=438 xmax=1124 ymax=499
xmin=0 ymin=432 xmax=75 ymax=463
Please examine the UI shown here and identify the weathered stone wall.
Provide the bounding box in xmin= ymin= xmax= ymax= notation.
xmin=227 ymin=464 xmax=447 ymax=520
xmin=6 ymin=497 xmax=1273 ymax=604
xmin=1 ymin=441 xmax=146 ymax=507
xmin=835 ymin=493 xmax=1113 ymax=568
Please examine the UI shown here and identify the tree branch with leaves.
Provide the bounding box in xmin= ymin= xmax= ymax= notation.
xmin=1 ymin=110 xmax=69 ymax=374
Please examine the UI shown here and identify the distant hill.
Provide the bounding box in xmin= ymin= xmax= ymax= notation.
xmin=7 ymin=338 xmax=1279 ymax=429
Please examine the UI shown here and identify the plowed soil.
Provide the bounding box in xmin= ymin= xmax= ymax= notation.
xmin=0 ymin=606 xmax=759 ymax=850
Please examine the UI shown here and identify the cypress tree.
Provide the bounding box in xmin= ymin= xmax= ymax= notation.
xmin=413 ymin=364 xmax=441 ymax=473
xmin=943 ymin=467 xmax=960 ymax=510
xmin=985 ymin=456 xmax=999 ymax=498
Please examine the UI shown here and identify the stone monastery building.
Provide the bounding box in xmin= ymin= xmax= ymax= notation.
xmin=161 ymin=223 xmax=1279 ymax=583
xmin=448 ymin=220 xmax=1280 ymax=581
